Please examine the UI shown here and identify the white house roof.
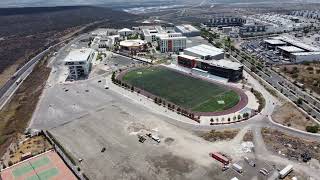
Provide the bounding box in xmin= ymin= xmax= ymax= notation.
xmin=184 ymin=44 xmax=224 ymax=57
xmin=64 ymin=48 xmax=93 ymax=62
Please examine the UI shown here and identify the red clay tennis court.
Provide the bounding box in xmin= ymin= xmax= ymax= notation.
xmin=1 ymin=150 xmax=77 ymax=180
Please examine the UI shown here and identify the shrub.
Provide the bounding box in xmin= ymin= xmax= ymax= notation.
xmin=306 ymin=125 xmax=319 ymax=133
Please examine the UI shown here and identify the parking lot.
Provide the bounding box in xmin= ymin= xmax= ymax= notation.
xmin=240 ymin=40 xmax=285 ymax=65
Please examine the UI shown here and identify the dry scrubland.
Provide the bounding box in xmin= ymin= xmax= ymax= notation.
xmin=279 ymin=62 xmax=320 ymax=95
xmin=0 ymin=58 xmax=50 ymax=156
xmin=272 ymin=102 xmax=318 ymax=132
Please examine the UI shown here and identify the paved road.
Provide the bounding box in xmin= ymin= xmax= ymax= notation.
xmin=232 ymin=49 xmax=320 ymax=121
xmin=0 ymin=38 xmax=74 ymax=110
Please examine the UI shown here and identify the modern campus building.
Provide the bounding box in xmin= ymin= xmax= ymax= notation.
xmin=118 ymin=28 xmax=133 ymax=37
xmin=206 ymin=16 xmax=246 ymax=27
xmin=177 ymin=54 xmax=243 ymax=82
xmin=119 ymin=39 xmax=147 ymax=55
xmin=174 ymin=24 xmax=200 ymax=37
xmin=65 ymin=48 xmax=94 ymax=80
xmin=177 ymin=44 xmax=243 ymax=81
xmin=141 ymin=26 xmax=187 ymax=53
xmin=184 ymin=44 xmax=225 ymax=60
xmin=158 ymin=34 xmax=187 ymax=53
xmin=142 ymin=26 xmax=166 ymax=43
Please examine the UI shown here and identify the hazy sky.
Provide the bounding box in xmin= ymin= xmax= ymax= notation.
xmin=0 ymin=0 xmax=316 ymax=8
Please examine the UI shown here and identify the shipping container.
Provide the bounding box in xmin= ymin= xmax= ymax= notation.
xmin=210 ymin=152 xmax=229 ymax=165
xmin=232 ymin=163 xmax=243 ymax=173
xmin=279 ymin=164 xmax=293 ymax=179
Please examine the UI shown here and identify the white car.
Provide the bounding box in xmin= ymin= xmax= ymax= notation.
xmin=151 ymin=134 xmax=160 ymax=143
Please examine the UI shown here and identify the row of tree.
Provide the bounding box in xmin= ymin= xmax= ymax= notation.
xmin=153 ymin=97 xmax=198 ymax=121
xmin=208 ymin=112 xmax=250 ymax=124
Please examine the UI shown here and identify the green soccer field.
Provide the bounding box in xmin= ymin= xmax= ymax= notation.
xmin=122 ymin=66 xmax=240 ymax=112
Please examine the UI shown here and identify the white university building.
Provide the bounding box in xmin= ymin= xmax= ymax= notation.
xmin=65 ymin=48 xmax=94 ymax=80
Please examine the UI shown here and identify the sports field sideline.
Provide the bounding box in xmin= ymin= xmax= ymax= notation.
xmin=0 ymin=150 xmax=77 ymax=180
xmin=122 ymin=66 xmax=242 ymax=113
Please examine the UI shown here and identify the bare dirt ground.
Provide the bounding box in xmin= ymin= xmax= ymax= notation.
xmin=272 ymin=102 xmax=318 ymax=132
xmin=2 ymin=134 xmax=52 ymax=167
xmin=0 ymin=57 xmax=51 ymax=157
xmin=242 ymin=130 xmax=253 ymax=142
xmin=0 ymin=63 xmax=20 ymax=88
xmin=198 ymin=129 xmax=239 ymax=142
xmin=277 ymin=62 xmax=320 ymax=95
xmin=261 ymin=128 xmax=320 ymax=165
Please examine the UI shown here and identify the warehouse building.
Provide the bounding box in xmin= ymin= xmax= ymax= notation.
xmin=292 ymin=52 xmax=320 ymax=63
xmin=266 ymin=36 xmax=320 ymax=62
xmin=263 ymin=39 xmax=287 ymax=50
xmin=177 ymin=54 xmax=243 ymax=82
xmin=65 ymin=48 xmax=94 ymax=80
xmin=174 ymin=24 xmax=200 ymax=37
xmin=184 ymin=44 xmax=225 ymax=60
xmin=272 ymin=36 xmax=320 ymax=52
xmin=277 ymin=46 xmax=305 ymax=58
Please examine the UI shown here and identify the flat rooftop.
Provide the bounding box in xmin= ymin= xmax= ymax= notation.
xmin=159 ymin=36 xmax=187 ymax=40
xmin=278 ymin=46 xmax=305 ymax=53
xmin=178 ymin=54 xmax=198 ymax=60
xmin=118 ymin=28 xmax=132 ymax=33
xmin=292 ymin=51 xmax=320 ymax=56
xmin=204 ymin=59 xmax=243 ymax=71
xmin=264 ymin=39 xmax=286 ymax=45
xmin=178 ymin=54 xmax=242 ymax=71
xmin=120 ymin=39 xmax=146 ymax=47
xmin=64 ymin=48 xmax=93 ymax=62
xmin=273 ymin=36 xmax=320 ymax=52
xmin=175 ymin=24 xmax=200 ymax=33
xmin=0 ymin=150 xmax=77 ymax=180
xmin=184 ymin=44 xmax=224 ymax=57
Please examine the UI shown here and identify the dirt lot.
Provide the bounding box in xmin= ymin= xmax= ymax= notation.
xmin=242 ymin=130 xmax=253 ymax=142
xmin=278 ymin=62 xmax=320 ymax=95
xmin=272 ymin=102 xmax=318 ymax=132
xmin=261 ymin=128 xmax=320 ymax=164
xmin=3 ymin=135 xmax=52 ymax=166
xmin=199 ymin=129 xmax=239 ymax=142
xmin=0 ymin=57 xmax=51 ymax=157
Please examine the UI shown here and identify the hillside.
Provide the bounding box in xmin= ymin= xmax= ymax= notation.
xmin=0 ymin=6 xmax=140 ymax=87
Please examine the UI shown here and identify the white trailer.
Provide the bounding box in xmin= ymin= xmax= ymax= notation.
xmin=279 ymin=164 xmax=293 ymax=179
xmin=232 ymin=163 xmax=243 ymax=173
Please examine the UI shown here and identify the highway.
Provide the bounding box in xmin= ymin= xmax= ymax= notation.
xmin=0 ymin=38 xmax=74 ymax=110
xmin=231 ymin=49 xmax=320 ymax=121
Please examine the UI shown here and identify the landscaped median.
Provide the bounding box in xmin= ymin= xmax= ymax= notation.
xmin=112 ymin=65 xmax=251 ymax=124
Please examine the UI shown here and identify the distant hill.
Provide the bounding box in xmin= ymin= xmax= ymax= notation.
xmin=0 ymin=6 xmax=140 ymax=80
xmin=0 ymin=6 xmax=136 ymax=36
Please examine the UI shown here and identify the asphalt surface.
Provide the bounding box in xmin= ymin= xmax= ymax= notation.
xmin=232 ymin=49 xmax=320 ymax=121
xmin=27 ymin=32 xmax=320 ymax=180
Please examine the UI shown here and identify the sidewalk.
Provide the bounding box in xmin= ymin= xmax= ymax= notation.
xmin=108 ymin=74 xmax=258 ymax=126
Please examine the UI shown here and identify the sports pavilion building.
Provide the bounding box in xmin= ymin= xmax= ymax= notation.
xmin=178 ymin=44 xmax=243 ymax=82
